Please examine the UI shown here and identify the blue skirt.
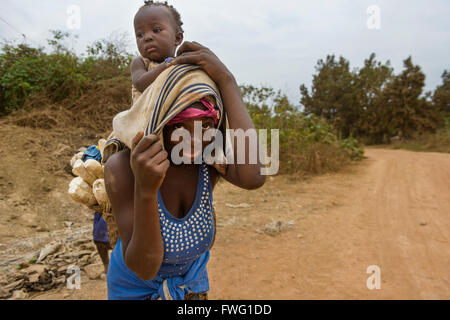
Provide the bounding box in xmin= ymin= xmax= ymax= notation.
xmin=107 ymin=238 xmax=210 ymax=300
xmin=93 ymin=212 xmax=109 ymax=243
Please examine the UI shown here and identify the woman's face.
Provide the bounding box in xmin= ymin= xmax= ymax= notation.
xmin=163 ymin=105 xmax=216 ymax=164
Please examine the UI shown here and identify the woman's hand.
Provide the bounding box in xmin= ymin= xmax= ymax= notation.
xmin=170 ymin=41 xmax=234 ymax=86
xmin=130 ymin=131 xmax=170 ymax=193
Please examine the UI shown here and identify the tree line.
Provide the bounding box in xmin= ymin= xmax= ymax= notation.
xmin=300 ymin=54 xmax=449 ymax=144
xmin=1 ymin=31 xmax=448 ymax=146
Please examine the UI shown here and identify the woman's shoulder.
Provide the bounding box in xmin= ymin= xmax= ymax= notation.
xmin=104 ymin=149 xmax=134 ymax=188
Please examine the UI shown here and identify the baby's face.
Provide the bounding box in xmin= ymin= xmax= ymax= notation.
xmin=134 ymin=6 xmax=183 ymax=63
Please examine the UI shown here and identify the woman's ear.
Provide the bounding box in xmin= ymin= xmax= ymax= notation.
xmin=175 ymin=32 xmax=184 ymax=47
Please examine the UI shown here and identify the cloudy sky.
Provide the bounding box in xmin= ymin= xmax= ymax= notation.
xmin=1 ymin=0 xmax=449 ymax=105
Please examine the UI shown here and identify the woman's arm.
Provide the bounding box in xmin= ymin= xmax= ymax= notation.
xmin=104 ymin=133 xmax=170 ymax=280
xmin=171 ymin=42 xmax=266 ymax=190
xmin=131 ymin=57 xmax=169 ymax=93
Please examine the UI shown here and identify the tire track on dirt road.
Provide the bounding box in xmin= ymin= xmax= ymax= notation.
xmin=209 ymin=148 xmax=450 ymax=299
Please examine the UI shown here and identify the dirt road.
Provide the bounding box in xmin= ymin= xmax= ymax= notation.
xmin=29 ymin=147 xmax=450 ymax=299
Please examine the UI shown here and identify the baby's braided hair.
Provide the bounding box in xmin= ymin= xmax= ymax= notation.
xmin=140 ymin=0 xmax=184 ymax=33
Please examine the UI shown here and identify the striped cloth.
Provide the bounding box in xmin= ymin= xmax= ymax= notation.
xmin=103 ymin=64 xmax=229 ymax=167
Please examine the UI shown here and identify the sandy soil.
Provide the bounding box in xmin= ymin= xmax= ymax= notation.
xmin=24 ymin=147 xmax=450 ymax=300
xmin=0 ymin=123 xmax=99 ymax=244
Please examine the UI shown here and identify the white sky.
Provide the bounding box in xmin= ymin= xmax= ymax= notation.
xmin=1 ymin=0 xmax=449 ymax=105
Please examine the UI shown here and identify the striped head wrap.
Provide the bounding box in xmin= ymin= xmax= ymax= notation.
xmin=166 ymin=97 xmax=220 ymax=126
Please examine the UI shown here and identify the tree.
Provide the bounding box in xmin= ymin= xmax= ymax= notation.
xmin=353 ymin=53 xmax=393 ymax=143
xmin=433 ymin=70 xmax=450 ymax=118
xmin=86 ymin=31 xmax=133 ymax=70
xmin=382 ymin=56 xmax=441 ymax=139
xmin=300 ymin=55 xmax=358 ymax=139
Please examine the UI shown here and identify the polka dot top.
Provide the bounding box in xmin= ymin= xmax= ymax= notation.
xmin=156 ymin=163 xmax=215 ymax=278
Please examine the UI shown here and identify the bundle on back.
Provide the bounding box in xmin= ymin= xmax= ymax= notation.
xmin=68 ymin=140 xmax=108 ymax=209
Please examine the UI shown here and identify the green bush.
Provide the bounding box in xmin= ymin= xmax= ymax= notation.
xmin=0 ymin=30 xmax=132 ymax=115
xmin=241 ymin=85 xmax=365 ymax=175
